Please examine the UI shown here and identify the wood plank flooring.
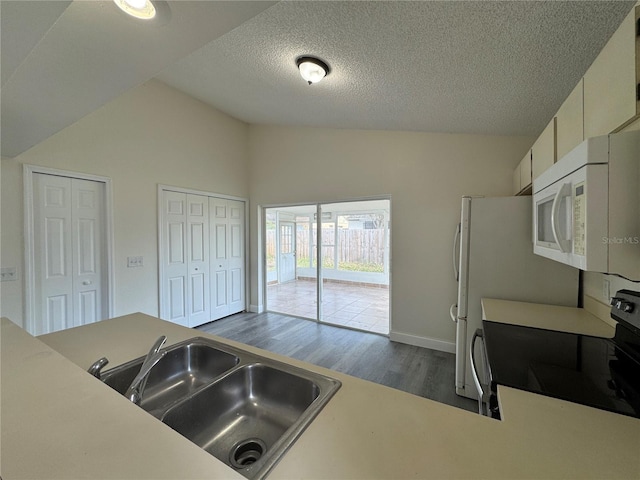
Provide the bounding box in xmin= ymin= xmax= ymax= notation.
xmin=197 ymin=311 xmax=477 ymax=413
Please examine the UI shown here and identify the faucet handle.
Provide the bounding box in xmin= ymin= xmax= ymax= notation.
xmin=87 ymin=357 xmax=109 ymax=379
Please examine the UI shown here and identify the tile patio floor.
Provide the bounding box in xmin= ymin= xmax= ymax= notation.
xmin=266 ymin=279 xmax=389 ymax=334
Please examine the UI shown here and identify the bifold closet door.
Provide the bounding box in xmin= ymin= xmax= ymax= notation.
xmin=161 ymin=191 xmax=210 ymax=327
xmin=33 ymin=173 xmax=105 ymax=335
xmin=210 ymin=198 xmax=245 ymax=320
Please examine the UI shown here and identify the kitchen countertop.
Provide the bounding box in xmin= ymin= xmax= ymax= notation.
xmin=3 ymin=314 xmax=639 ymax=479
xmin=481 ymin=298 xmax=615 ymax=338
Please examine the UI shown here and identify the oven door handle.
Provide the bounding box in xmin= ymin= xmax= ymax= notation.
xmin=551 ymin=182 xmax=572 ymax=253
xmin=470 ymin=328 xmax=488 ymax=415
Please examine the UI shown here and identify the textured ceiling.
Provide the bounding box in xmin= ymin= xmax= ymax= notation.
xmin=157 ymin=1 xmax=634 ymax=138
xmin=1 ymin=1 xmax=635 ymax=159
xmin=0 ymin=0 xmax=275 ymax=158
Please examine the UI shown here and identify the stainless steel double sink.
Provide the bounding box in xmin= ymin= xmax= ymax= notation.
xmin=100 ymin=337 xmax=341 ymax=479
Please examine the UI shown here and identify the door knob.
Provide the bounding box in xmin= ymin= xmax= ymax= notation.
xmin=83 ymin=280 xmax=92 ymax=286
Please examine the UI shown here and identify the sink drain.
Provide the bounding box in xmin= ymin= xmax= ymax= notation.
xmin=229 ymin=438 xmax=267 ymax=469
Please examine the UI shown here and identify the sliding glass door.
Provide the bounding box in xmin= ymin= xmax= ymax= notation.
xmin=265 ymin=206 xmax=318 ymax=320
xmin=265 ymin=199 xmax=390 ymax=334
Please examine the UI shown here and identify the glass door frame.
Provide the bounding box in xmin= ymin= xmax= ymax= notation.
xmin=261 ymin=197 xmax=391 ymax=333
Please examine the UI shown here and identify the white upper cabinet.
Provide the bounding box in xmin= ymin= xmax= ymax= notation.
xmin=556 ymin=79 xmax=584 ymax=161
xmin=520 ymin=149 xmax=532 ymax=192
xmin=532 ymin=117 xmax=556 ymax=181
xmin=584 ymin=5 xmax=640 ymax=138
xmin=513 ymin=160 xmax=522 ymax=195
xmin=516 ymin=4 xmax=639 ymax=184
xmin=513 ymin=149 xmax=532 ymax=195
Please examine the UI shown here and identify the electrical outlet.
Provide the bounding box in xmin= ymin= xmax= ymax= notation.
xmin=603 ymin=278 xmax=611 ymax=302
xmin=0 ymin=267 xmax=17 ymax=281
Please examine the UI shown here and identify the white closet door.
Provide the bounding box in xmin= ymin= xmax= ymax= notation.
xmin=162 ymin=191 xmax=189 ymax=327
xmin=227 ymin=199 xmax=245 ymax=315
xmin=187 ymin=194 xmax=210 ymax=327
xmin=210 ymin=198 xmax=230 ymax=320
xmin=34 ymin=174 xmax=74 ymax=334
xmin=72 ymin=178 xmax=104 ymax=327
xmin=33 ymin=174 xmax=106 ymax=335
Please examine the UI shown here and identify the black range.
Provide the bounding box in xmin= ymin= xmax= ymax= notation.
xmin=482 ymin=289 xmax=640 ymax=419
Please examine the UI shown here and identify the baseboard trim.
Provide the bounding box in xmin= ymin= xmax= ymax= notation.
xmin=249 ymin=304 xmax=264 ymax=313
xmin=389 ymin=331 xmax=455 ymax=353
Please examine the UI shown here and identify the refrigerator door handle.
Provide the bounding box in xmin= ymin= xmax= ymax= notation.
xmin=453 ymin=222 xmax=461 ymax=281
xmin=450 ymin=303 xmax=458 ymax=323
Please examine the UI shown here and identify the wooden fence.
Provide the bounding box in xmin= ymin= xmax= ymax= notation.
xmin=266 ymin=228 xmax=386 ymax=266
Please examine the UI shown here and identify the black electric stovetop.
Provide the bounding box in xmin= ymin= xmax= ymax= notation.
xmin=482 ymin=293 xmax=640 ymax=419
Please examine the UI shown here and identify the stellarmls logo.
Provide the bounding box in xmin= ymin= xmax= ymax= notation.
xmin=602 ymin=237 xmax=640 ymax=244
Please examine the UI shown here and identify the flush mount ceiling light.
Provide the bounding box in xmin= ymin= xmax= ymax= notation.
xmin=296 ymin=56 xmax=330 ymax=85
xmin=113 ymin=0 xmax=156 ymax=20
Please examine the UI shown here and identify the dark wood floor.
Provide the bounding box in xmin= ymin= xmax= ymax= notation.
xmin=197 ymin=311 xmax=477 ymax=413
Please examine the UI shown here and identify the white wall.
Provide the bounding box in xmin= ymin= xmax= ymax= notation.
xmin=248 ymin=125 xmax=533 ymax=347
xmin=0 ymin=156 xmax=23 ymax=324
xmin=0 ymin=80 xmax=249 ymax=328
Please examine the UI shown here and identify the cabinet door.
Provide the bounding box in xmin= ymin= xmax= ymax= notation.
xmin=519 ymin=150 xmax=532 ymax=192
xmin=584 ymin=5 xmax=639 ymax=138
xmin=513 ymin=150 xmax=532 ymax=195
xmin=513 ymin=161 xmax=522 ymax=195
xmin=556 ymin=80 xmax=584 ymax=160
xmin=532 ymin=118 xmax=556 ymax=180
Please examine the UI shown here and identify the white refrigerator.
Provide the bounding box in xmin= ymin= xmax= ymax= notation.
xmin=451 ymin=196 xmax=579 ymax=400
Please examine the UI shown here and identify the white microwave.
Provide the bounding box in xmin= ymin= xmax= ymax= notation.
xmin=533 ymin=131 xmax=640 ymax=280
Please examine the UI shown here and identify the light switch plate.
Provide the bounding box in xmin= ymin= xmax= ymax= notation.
xmin=1 ymin=267 xmax=17 ymax=281
xmin=127 ymin=256 xmax=143 ymax=268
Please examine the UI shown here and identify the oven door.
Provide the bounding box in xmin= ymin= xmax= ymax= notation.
xmin=469 ymin=328 xmax=500 ymax=418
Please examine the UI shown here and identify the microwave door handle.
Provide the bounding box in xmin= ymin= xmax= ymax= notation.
xmin=453 ymin=222 xmax=461 ymax=281
xmin=550 ymin=183 xmax=572 ymax=253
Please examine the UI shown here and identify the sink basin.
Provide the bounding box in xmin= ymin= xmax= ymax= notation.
xmin=162 ymin=363 xmax=321 ymax=475
xmin=101 ymin=338 xmax=239 ymax=417
xmin=100 ymin=336 xmax=340 ymax=479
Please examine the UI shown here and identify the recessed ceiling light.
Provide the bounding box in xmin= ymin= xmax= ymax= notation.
xmin=113 ymin=0 xmax=156 ymax=20
xmin=296 ymin=56 xmax=330 ymax=85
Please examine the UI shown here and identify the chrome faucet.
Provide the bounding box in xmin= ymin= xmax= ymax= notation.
xmin=124 ymin=335 xmax=168 ymax=405
xmin=87 ymin=357 xmax=109 ymax=379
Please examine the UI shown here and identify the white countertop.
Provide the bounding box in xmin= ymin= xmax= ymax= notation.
xmin=481 ymin=298 xmax=616 ymax=337
xmin=3 ymin=314 xmax=639 ymax=479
